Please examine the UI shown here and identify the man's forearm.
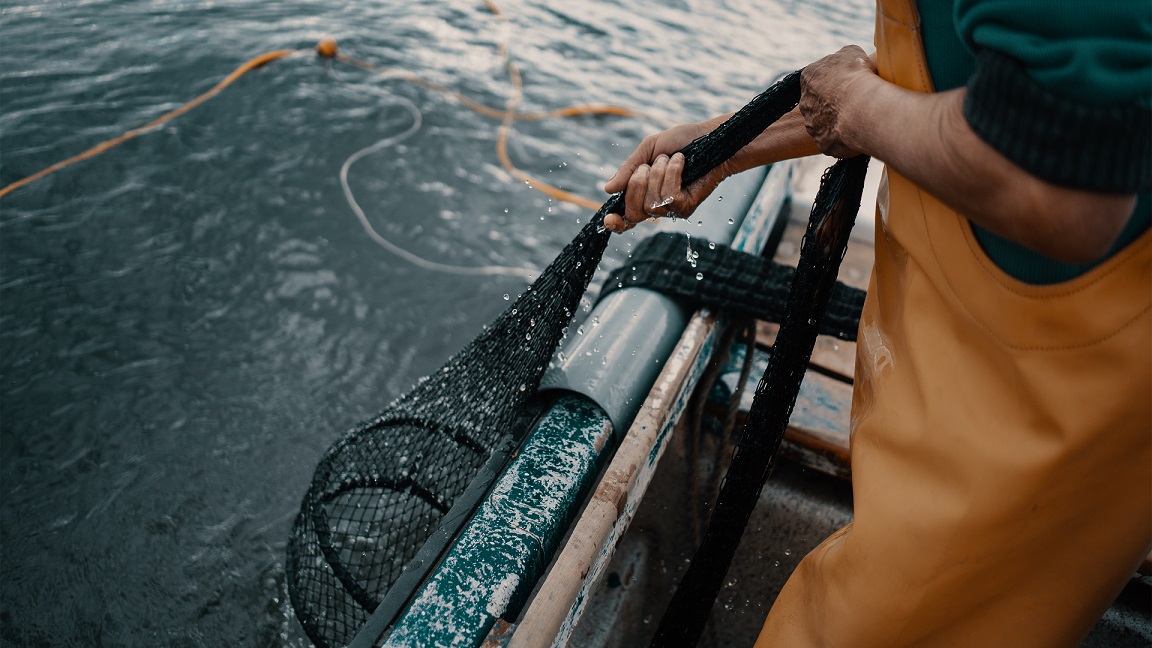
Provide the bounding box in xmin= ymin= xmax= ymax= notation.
xmin=841 ymin=80 xmax=1135 ymax=264
xmin=725 ymin=108 xmax=822 ymax=175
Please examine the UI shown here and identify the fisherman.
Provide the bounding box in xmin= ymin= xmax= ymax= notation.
xmin=604 ymin=0 xmax=1150 ymax=645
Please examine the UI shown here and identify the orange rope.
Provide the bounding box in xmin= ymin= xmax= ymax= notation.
xmin=337 ymin=0 xmax=655 ymax=211
xmin=335 ymin=59 xmax=647 ymax=124
xmin=1 ymin=1 xmax=651 ymax=209
xmin=0 ymin=49 xmax=298 ymax=201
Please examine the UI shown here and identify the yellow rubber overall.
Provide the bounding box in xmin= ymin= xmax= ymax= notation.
xmin=754 ymin=1 xmax=1152 ymax=645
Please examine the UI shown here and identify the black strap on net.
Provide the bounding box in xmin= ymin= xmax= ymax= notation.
xmin=599 ymin=232 xmax=866 ymax=342
xmin=650 ymin=154 xmax=871 ymax=647
xmin=287 ymin=70 xmax=804 ymax=648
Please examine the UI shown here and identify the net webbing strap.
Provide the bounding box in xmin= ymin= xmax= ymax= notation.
xmin=649 ymin=155 xmax=871 ymax=647
xmin=599 ymin=232 xmax=866 ymax=341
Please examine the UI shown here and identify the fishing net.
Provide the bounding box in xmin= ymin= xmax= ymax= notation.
xmin=650 ymin=154 xmax=871 ymax=647
xmin=287 ymin=71 xmax=805 ymax=647
xmin=599 ymin=232 xmax=865 ymax=342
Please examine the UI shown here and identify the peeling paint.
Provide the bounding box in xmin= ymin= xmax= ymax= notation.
xmin=487 ymin=573 xmax=520 ymax=618
xmin=383 ymin=395 xmax=613 ymax=648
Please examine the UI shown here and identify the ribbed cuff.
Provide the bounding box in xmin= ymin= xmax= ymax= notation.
xmin=963 ymin=48 xmax=1152 ymax=193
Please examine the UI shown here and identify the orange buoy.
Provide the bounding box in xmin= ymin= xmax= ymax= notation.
xmin=316 ymin=38 xmax=338 ymax=58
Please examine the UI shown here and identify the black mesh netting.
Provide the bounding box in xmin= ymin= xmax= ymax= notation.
xmin=650 ymin=154 xmax=871 ymax=647
xmin=600 ymin=232 xmax=866 ymax=341
xmin=287 ymin=71 xmax=805 ymax=647
xmin=286 ymin=219 xmax=610 ymax=646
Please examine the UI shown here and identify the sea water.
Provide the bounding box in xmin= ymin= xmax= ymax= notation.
xmin=0 ymin=0 xmax=871 ymax=643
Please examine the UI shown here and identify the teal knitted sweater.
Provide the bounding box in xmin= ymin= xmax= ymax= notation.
xmin=917 ymin=0 xmax=1151 ymax=283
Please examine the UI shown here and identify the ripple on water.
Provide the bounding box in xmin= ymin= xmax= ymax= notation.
xmin=0 ymin=0 xmax=873 ymax=643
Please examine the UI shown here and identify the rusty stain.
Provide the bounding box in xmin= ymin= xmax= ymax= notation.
xmin=594 ymin=463 xmax=638 ymax=516
xmin=592 ymin=422 xmax=611 ymax=452
xmin=482 ymin=619 xmax=516 ymax=647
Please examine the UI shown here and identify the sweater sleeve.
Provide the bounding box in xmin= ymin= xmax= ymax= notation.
xmin=955 ymin=0 xmax=1152 ymax=192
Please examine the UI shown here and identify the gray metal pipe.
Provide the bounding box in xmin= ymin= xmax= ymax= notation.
xmin=539 ymin=165 xmax=779 ymax=435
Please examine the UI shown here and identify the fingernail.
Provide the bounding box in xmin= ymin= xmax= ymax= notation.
xmin=672 ymin=152 xmax=684 ymax=162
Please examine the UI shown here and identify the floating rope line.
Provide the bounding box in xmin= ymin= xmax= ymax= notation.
xmin=0 ymin=49 xmax=300 ymax=200
xmin=1 ymin=2 xmax=655 ymax=284
xmin=339 ymin=96 xmax=537 ymax=279
xmin=328 ymin=0 xmax=660 ymax=211
xmin=1 ymin=2 xmax=653 ymax=212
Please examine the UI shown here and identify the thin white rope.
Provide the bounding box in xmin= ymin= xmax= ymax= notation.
xmin=339 ymin=95 xmax=538 ymax=280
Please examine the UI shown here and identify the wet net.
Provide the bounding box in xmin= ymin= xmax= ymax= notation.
xmin=287 ymin=71 xmax=805 ymax=647
xmin=650 ymin=154 xmax=871 ymax=647
xmin=599 ymin=232 xmax=866 ymax=342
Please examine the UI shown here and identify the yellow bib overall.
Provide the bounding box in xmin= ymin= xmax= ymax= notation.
xmin=755 ymin=1 xmax=1152 ymax=645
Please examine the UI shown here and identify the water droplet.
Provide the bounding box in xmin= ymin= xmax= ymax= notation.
xmin=717 ymin=196 xmax=723 ymax=202
xmin=708 ymin=242 xmax=716 ymax=250
xmin=519 ymin=384 xmax=526 ymax=392
xmin=503 ymin=294 xmax=510 ymax=300
xmin=784 ymin=549 xmax=792 ymax=556
xmin=577 ymin=325 xmax=585 ymax=335
xmin=727 ymin=218 xmax=734 ymax=225
xmin=696 ymin=272 xmax=703 ymax=281
xmin=504 ymin=208 xmax=509 ymax=213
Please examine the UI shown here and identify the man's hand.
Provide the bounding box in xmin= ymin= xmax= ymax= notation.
xmin=602 ymin=104 xmax=823 ymax=233
xmin=602 ymin=120 xmax=730 ymax=233
xmin=799 ymin=45 xmax=879 ymax=159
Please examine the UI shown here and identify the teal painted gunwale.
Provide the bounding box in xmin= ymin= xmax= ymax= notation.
xmin=381 ymin=394 xmax=613 ymax=647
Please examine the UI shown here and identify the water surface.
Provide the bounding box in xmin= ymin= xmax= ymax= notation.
xmin=0 ymin=1 xmax=872 ymax=643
